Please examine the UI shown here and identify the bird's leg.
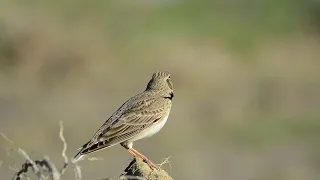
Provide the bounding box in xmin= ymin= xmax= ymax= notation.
xmin=122 ymin=142 xmax=137 ymax=157
xmin=127 ymin=148 xmax=137 ymax=157
xmin=130 ymin=148 xmax=158 ymax=169
xmin=122 ymin=143 xmax=158 ymax=169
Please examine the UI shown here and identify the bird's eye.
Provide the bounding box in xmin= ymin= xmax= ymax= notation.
xmin=168 ymin=76 xmax=170 ymax=79
xmin=166 ymin=78 xmax=173 ymax=89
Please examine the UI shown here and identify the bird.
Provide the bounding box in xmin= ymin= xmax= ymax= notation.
xmin=72 ymin=71 xmax=174 ymax=169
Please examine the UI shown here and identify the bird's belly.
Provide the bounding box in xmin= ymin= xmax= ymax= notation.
xmin=128 ymin=113 xmax=169 ymax=143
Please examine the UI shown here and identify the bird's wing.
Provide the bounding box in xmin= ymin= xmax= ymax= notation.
xmin=73 ymin=95 xmax=166 ymax=160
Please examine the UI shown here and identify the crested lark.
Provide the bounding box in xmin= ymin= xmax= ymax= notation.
xmin=73 ymin=71 xmax=173 ymax=168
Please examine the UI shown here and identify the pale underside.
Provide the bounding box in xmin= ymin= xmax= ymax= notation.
xmin=123 ymin=112 xmax=170 ymax=149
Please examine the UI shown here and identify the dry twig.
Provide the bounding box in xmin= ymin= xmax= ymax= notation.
xmin=2 ymin=122 xmax=172 ymax=180
xmin=73 ymin=163 xmax=82 ymax=180
xmin=1 ymin=122 xmax=76 ymax=180
xmin=59 ymin=121 xmax=68 ymax=176
xmin=15 ymin=148 xmax=46 ymax=180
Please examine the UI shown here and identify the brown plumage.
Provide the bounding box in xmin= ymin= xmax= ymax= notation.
xmin=73 ymin=71 xmax=173 ymax=168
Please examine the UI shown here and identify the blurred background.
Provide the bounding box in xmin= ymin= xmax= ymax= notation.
xmin=0 ymin=0 xmax=320 ymax=179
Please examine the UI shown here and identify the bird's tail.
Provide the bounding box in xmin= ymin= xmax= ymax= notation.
xmin=72 ymin=140 xmax=115 ymax=163
xmin=72 ymin=142 xmax=89 ymax=163
xmin=72 ymin=151 xmax=85 ymax=163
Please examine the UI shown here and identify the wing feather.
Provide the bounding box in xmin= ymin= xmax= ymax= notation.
xmin=73 ymin=94 xmax=167 ymax=162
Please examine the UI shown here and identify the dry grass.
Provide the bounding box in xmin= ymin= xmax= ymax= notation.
xmin=1 ymin=122 xmax=80 ymax=180
xmin=1 ymin=122 xmax=173 ymax=180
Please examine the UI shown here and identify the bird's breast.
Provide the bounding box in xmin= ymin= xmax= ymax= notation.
xmin=145 ymin=113 xmax=169 ymax=138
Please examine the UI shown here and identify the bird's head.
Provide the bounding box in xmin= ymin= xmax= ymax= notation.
xmin=146 ymin=71 xmax=173 ymax=98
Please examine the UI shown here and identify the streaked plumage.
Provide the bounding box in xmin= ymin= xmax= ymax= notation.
xmin=73 ymin=71 xmax=173 ymax=168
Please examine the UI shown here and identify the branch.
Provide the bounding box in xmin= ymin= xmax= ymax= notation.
xmin=15 ymin=148 xmax=46 ymax=180
xmin=1 ymin=121 xmax=80 ymax=180
xmin=58 ymin=121 xmax=68 ymax=176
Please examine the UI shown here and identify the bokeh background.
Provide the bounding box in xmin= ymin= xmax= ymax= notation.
xmin=1 ymin=0 xmax=320 ymax=179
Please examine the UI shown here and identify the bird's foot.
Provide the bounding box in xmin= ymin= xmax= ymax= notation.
xmin=143 ymin=158 xmax=158 ymax=170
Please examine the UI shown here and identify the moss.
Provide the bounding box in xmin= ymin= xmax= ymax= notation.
xmin=121 ymin=157 xmax=173 ymax=180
